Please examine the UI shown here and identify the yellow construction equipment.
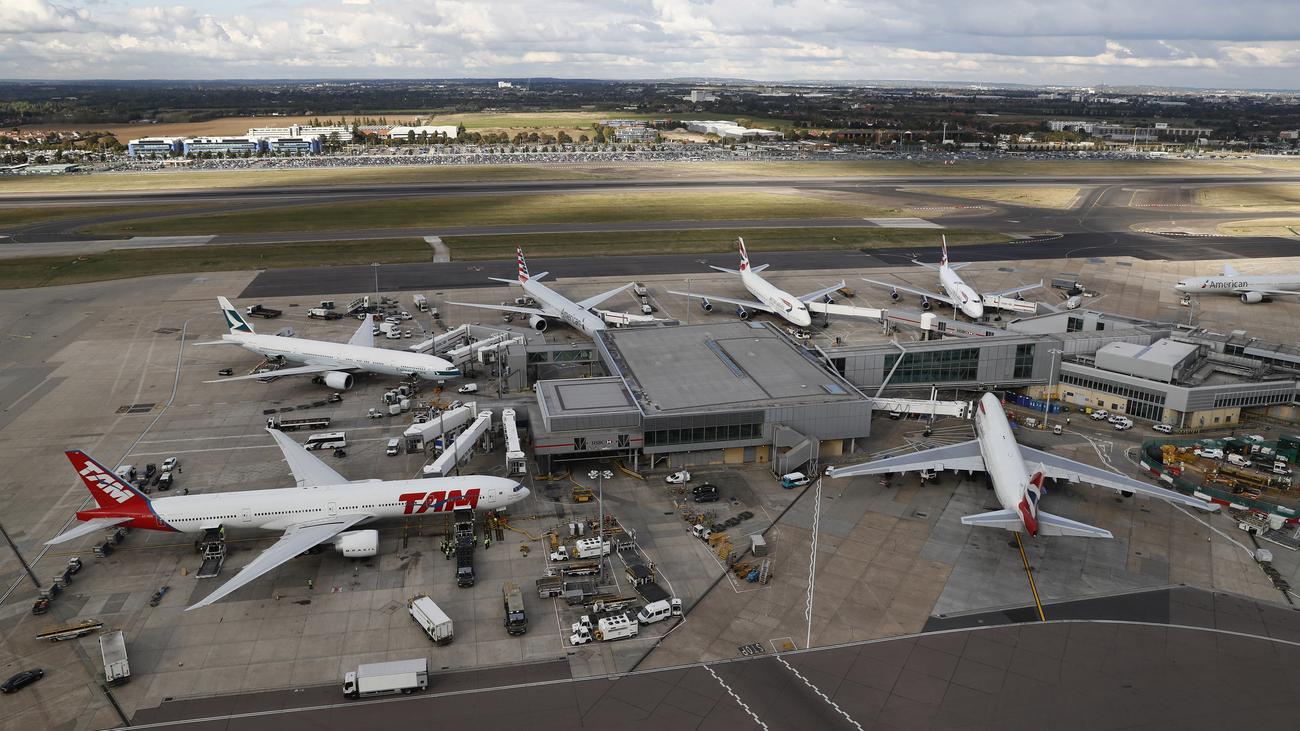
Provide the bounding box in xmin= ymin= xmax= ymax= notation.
xmin=572 ymin=486 xmax=594 ymax=503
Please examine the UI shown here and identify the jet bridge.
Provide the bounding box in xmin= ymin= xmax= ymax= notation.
xmin=403 ymin=405 xmax=473 ymax=453
xmin=869 ymin=397 xmax=973 ymax=419
xmin=502 ymin=408 xmax=526 ymax=475
xmin=807 ymin=301 xmax=887 ymax=321
xmin=423 ymin=410 xmax=494 ymax=477
xmin=409 ymin=324 xmax=470 ymax=355
xmin=478 ymin=337 xmax=523 ymax=364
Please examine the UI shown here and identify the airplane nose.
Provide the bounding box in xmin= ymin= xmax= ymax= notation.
xmin=967 ymin=302 xmax=984 ymax=319
xmin=795 ymin=311 xmax=812 ymax=327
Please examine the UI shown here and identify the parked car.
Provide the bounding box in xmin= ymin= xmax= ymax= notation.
xmin=1113 ymin=421 xmax=1132 ymax=431
xmin=666 ymin=470 xmax=691 ymax=484
xmin=1153 ymin=423 xmax=1174 ymax=434
xmin=1 ymin=669 xmax=44 ymax=694
xmin=217 ymin=368 xmax=234 ymax=377
xmin=161 ymin=457 xmax=179 ymax=472
xmin=692 ymin=484 xmax=719 ymax=503
xmin=1089 ymin=409 xmax=1109 ymax=420
xmin=1196 ymin=447 xmax=1225 ymax=460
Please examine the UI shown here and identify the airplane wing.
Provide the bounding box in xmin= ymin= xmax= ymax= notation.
xmin=984 ymin=281 xmax=1043 ymax=299
xmin=860 ymin=278 xmax=957 ymax=307
xmin=1018 ymin=446 xmax=1218 ymax=512
xmin=798 ymin=281 xmax=848 ymax=304
xmin=266 ymin=428 xmax=348 ymax=487
xmin=186 ymin=513 xmax=370 ymax=611
xmin=665 ymin=290 xmax=777 ymax=314
xmin=708 ymin=263 xmax=770 ymax=275
xmin=826 ymin=440 xmax=986 ymax=478
xmin=205 ymin=363 xmax=351 ymax=383
xmin=576 ymin=282 xmax=636 ymax=310
xmin=348 ymin=315 xmax=375 ymax=348
xmin=445 ymin=300 xmax=552 ymax=317
xmin=46 ymin=517 xmax=133 ymax=545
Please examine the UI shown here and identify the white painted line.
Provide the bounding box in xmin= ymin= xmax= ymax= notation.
xmin=775 ymin=654 xmax=864 ymax=731
xmin=704 ymin=664 xmax=770 ymax=730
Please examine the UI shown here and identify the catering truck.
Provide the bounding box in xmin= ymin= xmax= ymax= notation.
xmin=343 ymin=658 xmax=429 ymax=698
xmin=502 ymin=582 xmax=528 ymax=635
xmin=99 ymin=629 xmax=130 ymax=686
xmin=408 ymin=595 xmax=454 ymax=645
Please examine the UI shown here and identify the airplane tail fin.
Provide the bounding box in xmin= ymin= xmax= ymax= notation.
xmin=1036 ymin=510 xmax=1113 ymax=539
xmin=516 ymin=247 xmax=530 ymax=283
xmin=218 ymin=296 xmax=254 ymax=335
xmin=940 ymin=235 xmax=950 ymax=267
xmin=64 ymin=450 xmax=153 ymax=513
xmin=737 ymin=237 xmax=750 ymax=272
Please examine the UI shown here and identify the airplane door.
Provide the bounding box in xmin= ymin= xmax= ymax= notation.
xmin=241 ymin=508 xmax=252 ymax=524
xmin=328 ymin=501 xmax=337 ymax=517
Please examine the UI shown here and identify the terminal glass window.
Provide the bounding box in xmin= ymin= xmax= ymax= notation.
xmin=883 ymin=348 xmax=979 ymax=384
xmin=1013 ymin=344 xmax=1036 ymax=380
xmin=644 ymin=422 xmax=761 ymax=447
xmin=1067 ymin=317 xmax=1083 ymax=333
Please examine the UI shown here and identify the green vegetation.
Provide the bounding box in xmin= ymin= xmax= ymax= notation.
xmin=902 ymin=186 xmax=1082 ymax=209
xmin=432 ymin=111 xmax=795 ymax=130
xmin=0 ymin=204 xmax=190 ymax=230
xmin=0 ymin=238 xmax=431 ymax=290
xmin=82 ymin=191 xmax=912 ymax=236
xmin=1195 ymin=184 xmax=1300 ymax=212
xmin=442 ymin=228 xmax=1003 ymax=260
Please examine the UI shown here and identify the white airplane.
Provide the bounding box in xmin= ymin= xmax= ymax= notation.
xmin=861 ymin=237 xmax=1041 ymax=319
xmin=666 ymin=238 xmax=844 ymax=328
xmin=1175 ymin=263 xmax=1300 ymax=304
xmin=206 ymin=297 xmax=459 ymax=390
xmin=446 ymin=247 xmax=634 ymax=337
xmin=826 ymin=393 xmax=1216 ymax=538
xmin=46 ymin=431 xmax=528 ymax=610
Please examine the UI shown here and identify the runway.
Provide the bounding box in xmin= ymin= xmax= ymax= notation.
xmin=238 ymin=232 xmax=1298 ymax=298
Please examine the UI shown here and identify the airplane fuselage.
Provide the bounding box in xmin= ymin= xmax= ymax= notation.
xmin=972 ymin=393 xmax=1039 ymax=535
xmin=224 ymin=332 xmax=460 ymax=379
xmin=1175 ymin=276 xmax=1300 ymax=296
xmin=76 ymin=475 xmax=526 ymax=534
xmin=522 ymin=279 xmax=609 ymax=337
xmin=939 ymin=264 xmax=985 ymax=319
xmin=741 ymin=268 xmax=812 ymax=327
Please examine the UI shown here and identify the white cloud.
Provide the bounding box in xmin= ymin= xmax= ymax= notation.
xmin=0 ymin=0 xmax=1297 ymax=87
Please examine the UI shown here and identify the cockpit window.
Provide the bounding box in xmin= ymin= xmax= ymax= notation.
xmin=513 ymin=484 xmax=525 ymax=492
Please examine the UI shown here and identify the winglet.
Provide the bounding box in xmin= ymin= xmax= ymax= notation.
xmin=516 ymin=247 xmax=530 ymax=283
xmin=737 ymin=237 xmax=750 ymax=272
xmin=218 ymin=296 xmax=254 ymax=334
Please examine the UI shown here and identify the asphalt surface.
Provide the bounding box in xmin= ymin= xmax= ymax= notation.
xmin=122 ymin=587 xmax=1300 ymax=730
xmin=238 ymin=232 xmax=1299 ymax=299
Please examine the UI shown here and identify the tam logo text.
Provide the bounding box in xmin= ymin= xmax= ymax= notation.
xmin=77 ymin=462 xmax=133 ymax=504
xmin=398 ymin=489 xmax=481 ymax=514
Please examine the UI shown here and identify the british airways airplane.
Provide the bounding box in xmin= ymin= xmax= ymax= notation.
xmin=47 ymin=430 xmax=528 ymax=610
xmin=862 ymin=238 xmax=1040 ymax=319
xmin=206 ymin=297 xmax=460 ymax=390
xmin=827 ymin=393 xmax=1216 ymax=538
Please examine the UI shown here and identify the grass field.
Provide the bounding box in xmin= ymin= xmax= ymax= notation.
xmin=1195 ymin=185 xmax=1300 ymax=211
xmin=3 ymin=158 xmax=1292 ymax=196
xmin=0 ymin=238 xmax=431 ymax=290
xmin=904 ymin=186 xmax=1083 ymax=209
xmin=82 ymin=191 xmax=911 ymax=236
xmin=1216 ymin=218 xmax=1300 ymax=237
xmin=442 ymin=228 xmax=1001 ymax=260
xmin=0 ymin=204 xmax=193 ymax=231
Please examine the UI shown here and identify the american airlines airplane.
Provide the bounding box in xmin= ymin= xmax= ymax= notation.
xmin=826 ymin=393 xmax=1216 ymax=537
xmin=446 ymin=248 xmax=635 ymax=338
xmin=667 ymin=238 xmax=845 ymax=327
xmin=206 ymin=297 xmax=460 ymax=390
xmin=861 ymin=238 xmax=1041 ymax=319
xmin=47 ymin=430 xmax=528 ymax=610
xmin=1175 ymin=263 xmax=1300 ymax=304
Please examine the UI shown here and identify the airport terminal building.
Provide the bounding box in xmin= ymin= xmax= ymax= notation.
xmin=522 ymin=322 xmax=873 ymax=475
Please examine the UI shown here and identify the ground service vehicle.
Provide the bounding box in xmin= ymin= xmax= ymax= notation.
xmin=244 ymin=304 xmax=281 ymax=319
xmin=307 ymin=308 xmax=343 ymax=320
xmin=503 ymin=582 xmax=528 ymax=635
xmin=594 ymin=614 xmax=639 ymax=641
xmin=413 ymin=294 xmax=429 ymax=312
xmin=1154 ymin=424 xmax=1174 ymax=433
xmin=266 ymin=416 xmax=332 ymax=432
xmin=632 ymin=283 xmax=648 ymax=297
xmin=457 ymin=383 xmax=478 ymax=394
xmin=1090 ymin=410 xmax=1109 ymax=421
xmin=1197 ymin=447 xmax=1225 ymax=460
xmin=99 ymin=630 xmax=130 ymax=686
xmin=343 ymin=658 xmax=428 ymax=698
xmin=780 ymin=472 xmax=811 ymax=488
xmin=573 ymin=537 xmax=610 ymax=559
xmin=666 ymin=470 xmax=691 ymax=484
xmin=1 ymin=669 xmax=43 ymax=694
xmin=456 ymin=549 xmax=475 ymax=587
xmin=1228 ymin=453 xmax=1253 ymax=467
xmin=637 ymin=600 xmax=673 ymax=625
xmin=408 ymin=595 xmax=454 ymax=645
xmin=304 ymin=432 xmax=347 ymax=450
xmin=386 ymin=438 xmax=401 ymax=456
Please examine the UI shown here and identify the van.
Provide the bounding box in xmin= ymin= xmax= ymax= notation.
xmin=1153 ymin=423 xmax=1174 ymax=434
xmin=1022 ymin=417 xmax=1038 ymax=429
xmin=1227 ymin=453 xmax=1252 ymax=468
xmin=780 ymin=472 xmax=811 ymax=488
xmin=636 ymin=600 xmax=673 ymax=625
xmin=1090 ymin=410 xmax=1109 ymax=421
xmin=1272 ymin=464 xmax=1291 ymax=476
xmin=386 ymin=438 xmax=401 ymax=456
xmin=457 ymin=383 xmax=478 ymax=394
xmin=1197 ymin=447 xmax=1224 ymax=460
xmin=1052 ymin=424 xmax=1063 ymax=435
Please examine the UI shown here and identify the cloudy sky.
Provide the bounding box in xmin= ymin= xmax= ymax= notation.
xmin=4 ymin=0 xmax=1300 ymax=88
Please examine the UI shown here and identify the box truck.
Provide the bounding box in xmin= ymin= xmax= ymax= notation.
xmin=342 ymin=658 xmax=429 ymax=698
xmin=408 ymin=595 xmax=454 ymax=645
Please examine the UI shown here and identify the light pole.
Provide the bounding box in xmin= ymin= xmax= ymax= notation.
xmin=1043 ymin=348 xmax=1064 ymax=431
xmin=589 ymin=468 xmax=613 ymax=581
xmin=371 ymin=262 xmax=380 ymax=296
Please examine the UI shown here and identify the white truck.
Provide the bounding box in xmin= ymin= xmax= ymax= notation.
xmin=99 ymin=629 xmax=130 ymax=686
xmin=413 ymin=294 xmax=429 ymax=312
xmin=552 ymin=537 xmax=611 ymax=562
xmin=408 ymin=595 xmax=454 ymax=645
xmin=343 ymin=658 xmax=429 ymax=698
xmin=571 ymin=613 xmax=640 ymax=644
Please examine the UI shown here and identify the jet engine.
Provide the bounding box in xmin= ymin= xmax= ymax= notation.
xmin=889 ymin=288 xmax=901 ymax=302
xmin=335 ymin=530 xmax=378 ymax=558
xmin=1240 ymin=291 xmax=1264 ymax=304
xmin=700 ymin=298 xmax=713 ymax=313
xmin=735 ymin=306 xmax=751 ymax=320
xmin=920 ymin=296 xmax=932 ymax=311
xmin=529 ymin=314 xmax=549 ymax=332
xmin=323 ymin=371 xmax=354 ymax=390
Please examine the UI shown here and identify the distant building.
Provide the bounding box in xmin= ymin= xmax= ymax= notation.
xmin=614 ymin=127 xmax=658 ymax=143
xmin=498 ymin=81 xmax=513 ymax=89
xmin=245 ymin=124 xmax=350 ymax=142
xmin=387 ymin=125 xmax=459 ymax=141
xmin=685 ymin=89 xmax=717 ymax=103
xmin=182 ymin=137 xmax=262 ymax=156
xmin=685 ymin=120 xmax=782 ymax=140
xmin=22 ymin=163 xmax=81 ymax=175
xmin=127 ymin=137 xmax=183 ymax=157
xmin=264 ymin=137 xmax=322 ymax=154
xmin=1046 ymin=120 xmax=1212 ymax=141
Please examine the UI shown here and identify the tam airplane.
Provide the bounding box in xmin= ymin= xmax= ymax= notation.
xmin=446 ymin=248 xmax=635 ymax=337
xmin=47 ymin=430 xmax=528 ymax=610
xmin=1175 ymin=263 xmax=1300 ymax=304
xmin=206 ymin=297 xmax=460 ymax=390
xmin=861 ymin=237 xmax=1041 ymax=319
xmin=667 ymin=238 xmax=845 ymax=327
xmin=826 ymin=393 xmax=1216 ymax=537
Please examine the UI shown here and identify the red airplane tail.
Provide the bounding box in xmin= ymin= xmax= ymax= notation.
xmin=737 ymin=237 xmax=750 ymax=272
xmin=66 ymin=450 xmax=153 ymax=514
